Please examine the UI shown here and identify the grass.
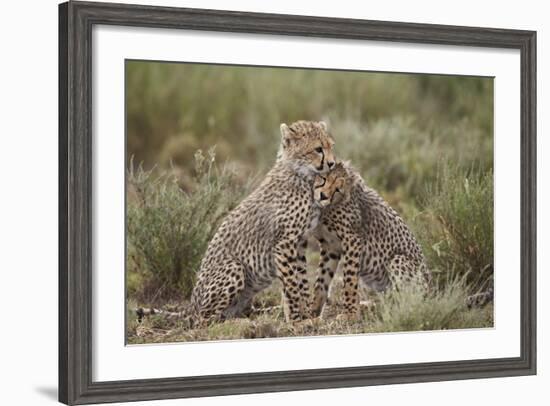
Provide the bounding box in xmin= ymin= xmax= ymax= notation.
xmin=125 ymin=61 xmax=494 ymax=343
xmin=127 ymin=271 xmax=493 ymax=344
xmin=372 ymin=273 xmax=492 ymax=333
xmin=413 ymin=165 xmax=494 ymax=292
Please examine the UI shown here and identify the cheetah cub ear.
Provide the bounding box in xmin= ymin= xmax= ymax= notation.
xmin=318 ymin=121 xmax=328 ymax=131
xmin=280 ymin=123 xmax=298 ymax=147
xmin=280 ymin=123 xmax=290 ymax=137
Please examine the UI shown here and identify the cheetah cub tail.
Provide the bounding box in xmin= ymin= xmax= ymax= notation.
xmin=135 ymin=304 xmax=194 ymax=327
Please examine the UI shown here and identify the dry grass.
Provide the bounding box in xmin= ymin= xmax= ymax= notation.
xmin=127 ymin=267 xmax=493 ymax=345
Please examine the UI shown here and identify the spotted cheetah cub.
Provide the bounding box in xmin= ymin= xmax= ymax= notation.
xmin=184 ymin=121 xmax=335 ymax=325
xmin=310 ymin=162 xmax=430 ymax=319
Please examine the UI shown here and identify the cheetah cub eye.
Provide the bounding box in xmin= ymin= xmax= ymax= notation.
xmin=314 ymin=174 xmax=326 ymax=189
xmin=313 ymin=173 xmax=347 ymax=207
xmin=313 ymin=175 xmax=332 ymax=207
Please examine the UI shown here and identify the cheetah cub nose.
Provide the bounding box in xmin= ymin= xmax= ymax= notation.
xmin=327 ymin=161 xmax=335 ymax=168
xmin=320 ymin=192 xmax=328 ymax=201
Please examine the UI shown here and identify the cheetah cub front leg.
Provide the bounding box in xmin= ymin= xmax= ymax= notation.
xmin=295 ymin=237 xmax=312 ymax=319
xmin=311 ymin=236 xmax=341 ymax=318
xmin=339 ymin=236 xmax=363 ymax=320
xmin=275 ymin=238 xmax=304 ymax=322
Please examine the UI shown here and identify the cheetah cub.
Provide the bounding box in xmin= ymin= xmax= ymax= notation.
xmin=310 ymin=161 xmax=430 ymax=319
xmin=188 ymin=121 xmax=335 ymax=325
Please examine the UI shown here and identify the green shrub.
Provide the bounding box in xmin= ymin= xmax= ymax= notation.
xmin=371 ymin=274 xmax=492 ymax=332
xmin=127 ymin=149 xmax=247 ymax=303
xmin=415 ymin=164 xmax=494 ymax=291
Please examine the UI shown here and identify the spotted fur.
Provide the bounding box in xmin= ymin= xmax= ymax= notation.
xmin=310 ymin=162 xmax=430 ymax=318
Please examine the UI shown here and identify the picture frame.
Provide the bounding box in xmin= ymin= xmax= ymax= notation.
xmin=59 ymin=1 xmax=537 ymax=404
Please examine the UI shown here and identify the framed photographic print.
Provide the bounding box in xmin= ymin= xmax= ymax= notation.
xmin=59 ymin=1 xmax=536 ymax=404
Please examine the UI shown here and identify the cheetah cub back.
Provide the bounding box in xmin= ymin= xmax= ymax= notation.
xmin=310 ymin=161 xmax=430 ymax=318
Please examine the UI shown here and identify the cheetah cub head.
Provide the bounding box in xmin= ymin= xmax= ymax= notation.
xmin=313 ymin=162 xmax=351 ymax=207
xmin=279 ymin=120 xmax=336 ymax=174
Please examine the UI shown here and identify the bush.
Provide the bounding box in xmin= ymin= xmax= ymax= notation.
xmin=127 ymin=149 xmax=246 ymax=303
xmin=414 ymin=164 xmax=494 ymax=292
xmin=371 ymin=275 xmax=492 ymax=332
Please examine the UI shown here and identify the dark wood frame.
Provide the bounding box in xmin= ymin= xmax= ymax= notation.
xmin=59 ymin=1 xmax=537 ymax=404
